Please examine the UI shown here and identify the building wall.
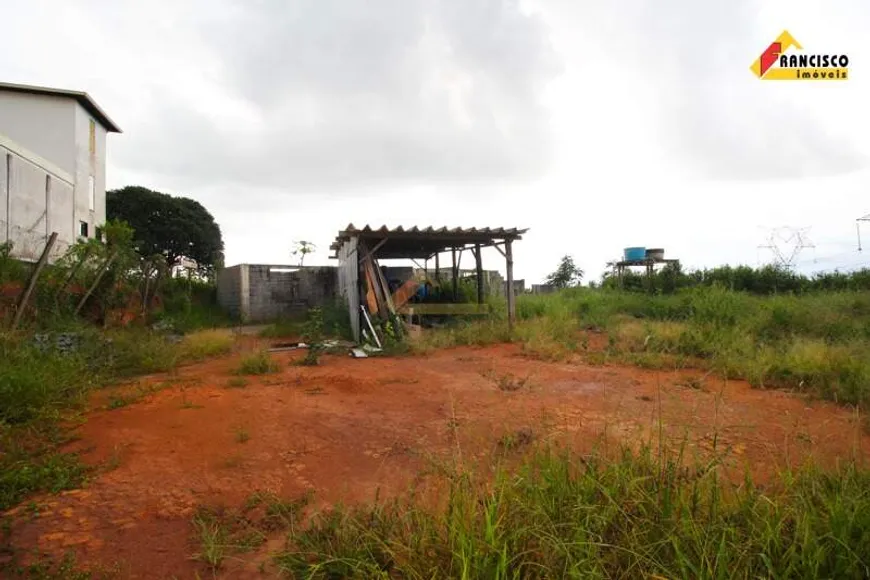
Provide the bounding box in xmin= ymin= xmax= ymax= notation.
xmin=0 ymin=92 xmax=76 ymax=173
xmin=217 ymin=264 xmax=340 ymax=323
xmin=336 ymin=239 xmax=360 ymax=341
xmin=1 ymin=139 xmax=76 ymax=261
xmin=0 ymin=93 xmax=110 ymax=261
xmin=73 ymin=103 xmax=107 ymax=240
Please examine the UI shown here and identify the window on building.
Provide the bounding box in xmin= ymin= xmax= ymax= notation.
xmin=88 ymin=175 xmax=95 ymax=211
xmin=95 ymin=226 xmax=103 ymax=242
xmin=89 ymin=120 xmax=96 ymax=155
xmin=79 ymin=221 xmax=89 ymax=238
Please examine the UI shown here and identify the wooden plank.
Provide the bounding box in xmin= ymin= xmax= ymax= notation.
xmin=505 ymin=239 xmax=515 ymax=330
xmin=399 ymin=302 xmax=490 ymax=316
xmin=391 ymin=278 xmax=420 ymax=310
xmin=11 ymin=232 xmax=57 ymax=329
xmin=363 ymin=263 xmax=379 ymax=315
xmin=451 ymin=247 xmax=458 ymax=301
xmin=475 ymin=243 xmax=484 ymax=304
xmin=362 ymin=255 xmax=386 ymax=317
xmin=357 ymin=237 xmax=388 ymax=264
xmin=75 ymin=251 xmax=117 ymax=316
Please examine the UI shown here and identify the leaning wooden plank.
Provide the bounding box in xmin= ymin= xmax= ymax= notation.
xmin=363 ymin=256 xmax=388 ymax=318
xmin=11 ymin=232 xmax=58 ymax=329
xmin=391 ymin=278 xmax=420 ymax=311
xmin=372 ymin=256 xmax=397 ymax=315
xmin=363 ymin=262 xmax=379 ymax=315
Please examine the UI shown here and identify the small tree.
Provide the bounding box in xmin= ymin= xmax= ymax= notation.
xmin=546 ymin=255 xmax=584 ymax=289
xmin=292 ymin=241 xmax=316 ymax=266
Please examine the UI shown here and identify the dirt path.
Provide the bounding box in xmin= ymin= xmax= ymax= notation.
xmin=6 ymin=344 xmax=869 ymax=578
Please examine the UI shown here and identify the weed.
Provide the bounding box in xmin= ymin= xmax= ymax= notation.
xmin=191 ymin=509 xmax=227 ymax=570
xmin=497 ymin=427 xmax=535 ymax=451
xmin=107 ymin=394 xmax=135 ymax=409
xmin=234 ymin=427 xmax=250 ymax=444
xmin=226 ymin=377 xmax=249 ymax=389
xmin=483 ymin=371 xmax=530 ymax=392
xmin=234 ymin=350 xmax=279 ymax=375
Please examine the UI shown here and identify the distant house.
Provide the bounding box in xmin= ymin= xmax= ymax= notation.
xmin=0 ymin=82 xmax=121 ymax=261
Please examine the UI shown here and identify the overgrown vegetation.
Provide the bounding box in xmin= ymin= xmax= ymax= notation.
xmin=604 ymin=263 xmax=870 ymax=295
xmin=275 ymin=447 xmax=870 ymax=579
xmin=415 ymin=284 xmax=870 ymax=406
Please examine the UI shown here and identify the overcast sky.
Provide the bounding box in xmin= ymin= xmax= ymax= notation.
xmin=2 ymin=0 xmax=868 ymax=283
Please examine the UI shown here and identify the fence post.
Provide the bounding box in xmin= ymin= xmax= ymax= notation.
xmin=10 ymin=232 xmax=58 ymax=330
xmin=74 ymin=251 xmax=117 ymax=316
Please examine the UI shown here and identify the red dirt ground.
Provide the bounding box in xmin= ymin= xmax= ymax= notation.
xmin=5 ymin=343 xmax=869 ymax=578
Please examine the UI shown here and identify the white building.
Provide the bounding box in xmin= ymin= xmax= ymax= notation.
xmin=0 ymin=82 xmax=121 ymax=261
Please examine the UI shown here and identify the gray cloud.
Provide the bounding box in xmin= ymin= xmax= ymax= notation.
xmin=541 ymin=0 xmax=868 ymax=180
xmin=112 ymin=0 xmax=561 ymax=192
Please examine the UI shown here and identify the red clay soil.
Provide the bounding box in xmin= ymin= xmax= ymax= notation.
xmin=5 ymin=344 xmax=870 ymax=578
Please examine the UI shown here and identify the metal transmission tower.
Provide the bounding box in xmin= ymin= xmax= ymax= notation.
xmin=757 ymin=226 xmax=816 ymax=270
xmin=858 ymin=214 xmax=870 ymax=251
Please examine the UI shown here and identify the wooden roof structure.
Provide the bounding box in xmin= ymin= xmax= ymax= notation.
xmin=333 ymin=224 xmax=529 ymax=340
xmin=330 ymin=224 xmax=527 ymax=260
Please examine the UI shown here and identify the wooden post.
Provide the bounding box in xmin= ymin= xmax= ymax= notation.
xmin=451 ymin=247 xmax=458 ymax=301
xmin=11 ymin=232 xmax=57 ymax=329
xmin=75 ymin=251 xmax=117 ymax=316
xmin=434 ymin=253 xmax=440 ymax=282
xmin=505 ymin=240 xmax=515 ymax=330
xmin=55 ymin=244 xmax=91 ymax=303
xmin=474 ymin=243 xmax=483 ymax=304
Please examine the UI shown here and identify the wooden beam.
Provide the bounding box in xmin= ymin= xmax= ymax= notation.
xmin=357 ymin=237 xmax=388 ymax=264
xmin=475 ymin=243 xmax=484 ymax=305
xmin=399 ymin=302 xmax=490 ymax=316
xmin=11 ymin=232 xmax=57 ymax=329
xmin=75 ymin=251 xmax=117 ymax=316
xmin=492 ymin=243 xmax=506 ymax=259
xmin=451 ymin=247 xmax=458 ymax=301
xmin=434 ymin=252 xmax=440 ymax=282
xmin=505 ymin=240 xmax=515 ymax=330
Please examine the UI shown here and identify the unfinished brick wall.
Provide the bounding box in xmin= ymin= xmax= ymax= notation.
xmin=217 ymin=264 xmax=338 ymax=323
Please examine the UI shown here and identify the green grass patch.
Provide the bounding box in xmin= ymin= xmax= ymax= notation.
xmin=234 ymin=350 xmax=280 ymax=375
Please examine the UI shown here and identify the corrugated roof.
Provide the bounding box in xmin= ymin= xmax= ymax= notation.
xmin=330 ymin=223 xmax=528 ymax=258
xmin=0 ymin=82 xmax=122 ymax=133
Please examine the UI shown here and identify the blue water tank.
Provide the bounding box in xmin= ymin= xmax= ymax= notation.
xmin=624 ymin=247 xmax=646 ymax=261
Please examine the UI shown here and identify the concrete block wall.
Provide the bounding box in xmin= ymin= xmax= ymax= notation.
xmin=217 ymin=264 xmax=339 ymax=323
xmin=216 ymin=265 xmax=243 ymax=320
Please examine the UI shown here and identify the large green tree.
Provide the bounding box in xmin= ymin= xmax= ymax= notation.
xmin=106 ymin=186 xmax=224 ymax=273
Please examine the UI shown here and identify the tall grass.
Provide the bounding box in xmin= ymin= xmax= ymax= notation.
xmin=275 ymin=447 xmax=870 ymax=578
xmin=416 ymin=286 xmax=870 ymax=406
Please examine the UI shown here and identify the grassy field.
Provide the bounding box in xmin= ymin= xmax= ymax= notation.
xmin=414 ymin=286 xmax=870 ymax=408
xmin=0 ymin=327 xmax=236 ymax=510
xmin=4 ymin=285 xmax=870 ymax=577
